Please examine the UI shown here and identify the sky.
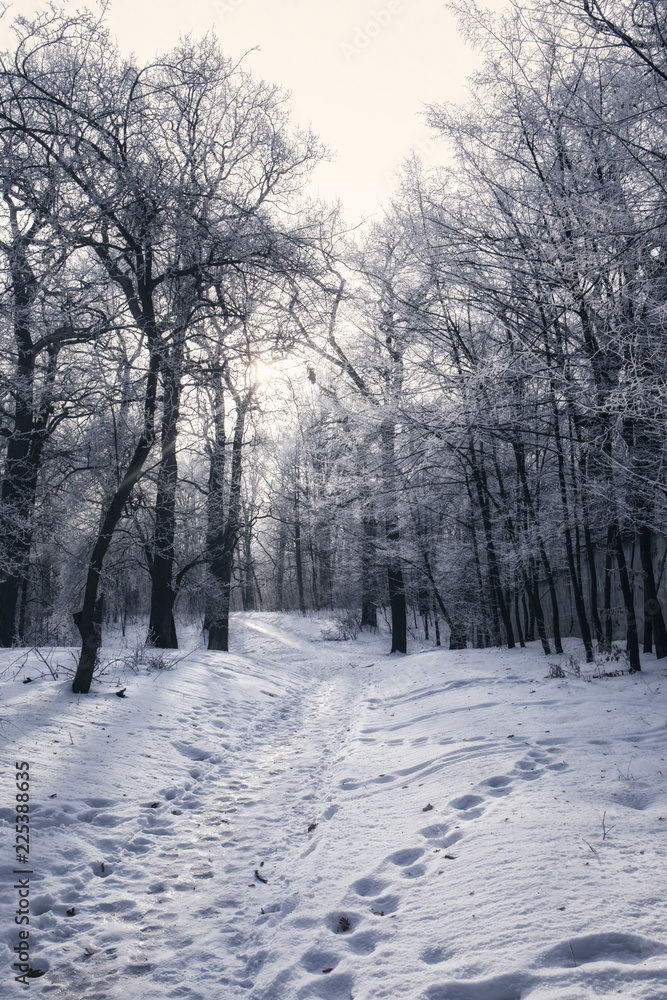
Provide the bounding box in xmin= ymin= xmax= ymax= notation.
xmin=0 ymin=0 xmax=503 ymax=226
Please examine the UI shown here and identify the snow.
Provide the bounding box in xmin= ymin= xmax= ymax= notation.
xmin=1 ymin=612 xmax=667 ymax=999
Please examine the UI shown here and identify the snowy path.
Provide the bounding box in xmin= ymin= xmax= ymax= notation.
xmin=2 ymin=613 xmax=667 ymax=999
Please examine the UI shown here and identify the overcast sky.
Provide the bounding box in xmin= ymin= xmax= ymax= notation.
xmin=1 ymin=0 xmax=502 ymax=226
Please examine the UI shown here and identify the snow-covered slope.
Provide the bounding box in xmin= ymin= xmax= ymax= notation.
xmin=1 ymin=613 xmax=666 ymax=999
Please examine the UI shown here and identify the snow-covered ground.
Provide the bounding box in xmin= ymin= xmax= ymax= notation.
xmin=1 ymin=613 xmax=666 ymax=999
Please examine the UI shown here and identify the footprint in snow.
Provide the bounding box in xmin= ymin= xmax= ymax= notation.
xmin=324 ymin=911 xmax=362 ymax=934
xmin=423 ymin=973 xmax=528 ymax=1000
xmin=296 ymin=971 xmax=355 ymax=1000
xmin=541 ymin=931 xmax=667 ymax=967
xmin=513 ymin=758 xmax=546 ymax=781
xmin=481 ymin=776 xmax=513 ymax=797
xmin=171 ymin=741 xmax=217 ymax=761
xmin=351 ymin=876 xmax=389 ymax=897
xmin=448 ymin=794 xmax=486 ymax=818
xmin=370 ymin=893 xmax=400 ymax=915
xmin=420 ymin=944 xmax=452 ymax=965
xmin=347 ymin=929 xmax=383 ymax=955
xmin=299 ymin=948 xmax=341 ymax=973
xmin=387 ymin=847 xmax=424 ymax=867
xmin=419 ymin=822 xmax=450 ymax=840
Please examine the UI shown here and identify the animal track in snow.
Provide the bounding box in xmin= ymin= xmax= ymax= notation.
xmin=448 ymin=793 xmax=486 ymax=818
xmin=388 ymin=847 xmax=424 ymax=867
xmin=481 ymin=775 xmax=513 ymax=796
xmin=424 ymin=972 xmax=527 ymax=1000
xmin=419 ymin=823 xmax=450 ymax=840
xmin=170 ymin=740 xmax=217 ymax=761
xmin=347 ymin=929 xmax=383 ymax=955
xmin=324 ymin=910 xmax=362 ymax=934
xmin=299 ymin=947 xmax=341 ymax=973
xmin=541 ymin=931 xmax=667 ymax=967
xmin=370 ymin=893 xmax=400 ymax=914
xmin=449 ymin=794 xmax=485 ymax=810
xmin=296 ymin=971 xmax=354 ymax=1000
xmin=421 ymin=944 xmax=452 ymax=965
xmin=351 ymin=875 xmax=390 ymax=897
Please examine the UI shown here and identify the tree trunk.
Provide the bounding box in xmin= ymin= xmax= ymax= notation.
xmin=638 ymin=525 xmax=667 ymax=659
xmin=293 ymin=479 xmax=306 ymax=616
xmin=514 ymin=591 xmax=525 ymax=647
xmin=381 ymin=418 xmax=407 ymax=653
xmin=551 ymin=402 xmax=594 ymax=661
xmin=0 ymin=279 xmax=56 ymax=646
xmin=360 ymin=512 xmax=378 ymax=629
xmin=147 ymin=338 xmax=183 ymax=648
xmin=387 ymin=557 xmax=407 ymax=654
xmin=72 ymin=340 xmax=161 ymax=693
xmin=207 ymin=397 xmax=248 ymax=651
xmin=421 ymin=548 xmax=467 ymax=650
xmin=241 ymin=526 xmax=256 ymax=612
xmin=524 ymin=570 xmax=551 ymax=655
xmin=611 ymin=524 xmax=641 ymax=672
xmin=470 ymin=445 xmax=514 ymax=648
xmin=512 ymin=441 xmax=561 ymax=653
xmin=602 ymin=526 xmax=614 ymax=652
xmin=275 ymin=520 xmax=287 ymax=610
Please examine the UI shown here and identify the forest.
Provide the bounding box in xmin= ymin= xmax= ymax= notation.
xmin=1 ymin=0 xmax=666 ymax=692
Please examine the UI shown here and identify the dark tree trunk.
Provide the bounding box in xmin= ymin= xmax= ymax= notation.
xmin=241 ymin=527 xmax=256 ymax=612
xmin=466 ymin=476 xmax=491 ymax=646
xmin=309 ymin=537 xmax=320 ymax=610
xmin=638 ymin=526 xmax=667 ymax=659
xmin=572 ymin=413 xmax=605 ymax=646
xmin=381 ymin=418 xmax=407 ymax=653
xmin=584 ymin=524 xmax=604 ymax=645
xmin=294 ymin=483 xmax=306 ymax=616
xmin=602 ymin=526 xmax=614 ymax=652
xmin=421 ymin=548 xmax=467 ymax=650
xmin=204 ymin=380 xmax=225 ymax=634
xmin=275 ymin=520 xmax=287 ymax=610
xmin=644 ymin=609 xmax=653 ymax=655
xmin=512 ymin=442 xmax=561 ymax=653
xmin=147 ymin=338 xmax=183 ymax=648
xmin=72 ymin=338 xmax=162 ymax=693
xmin=360 ymin=512 xmax=378 ymax=629
xmin=514 ymin=591 xmax=525 ymax=647
xmin=525 ymin=572 xmax=550 ymax=655
xmin=551 ymin=404 xmax=594 ymax=661
xmin=0 ymin=254 xmax=56 ymax=647
xmin=387 ymin=558 xmax=407 ymax=654
xmin=470 ymin=445 xmax=514 ymax=648
xmin=611 ymin=524 xmax=641 ymax=672
xmin=207 ymin=398 xmax=248 ymax=651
